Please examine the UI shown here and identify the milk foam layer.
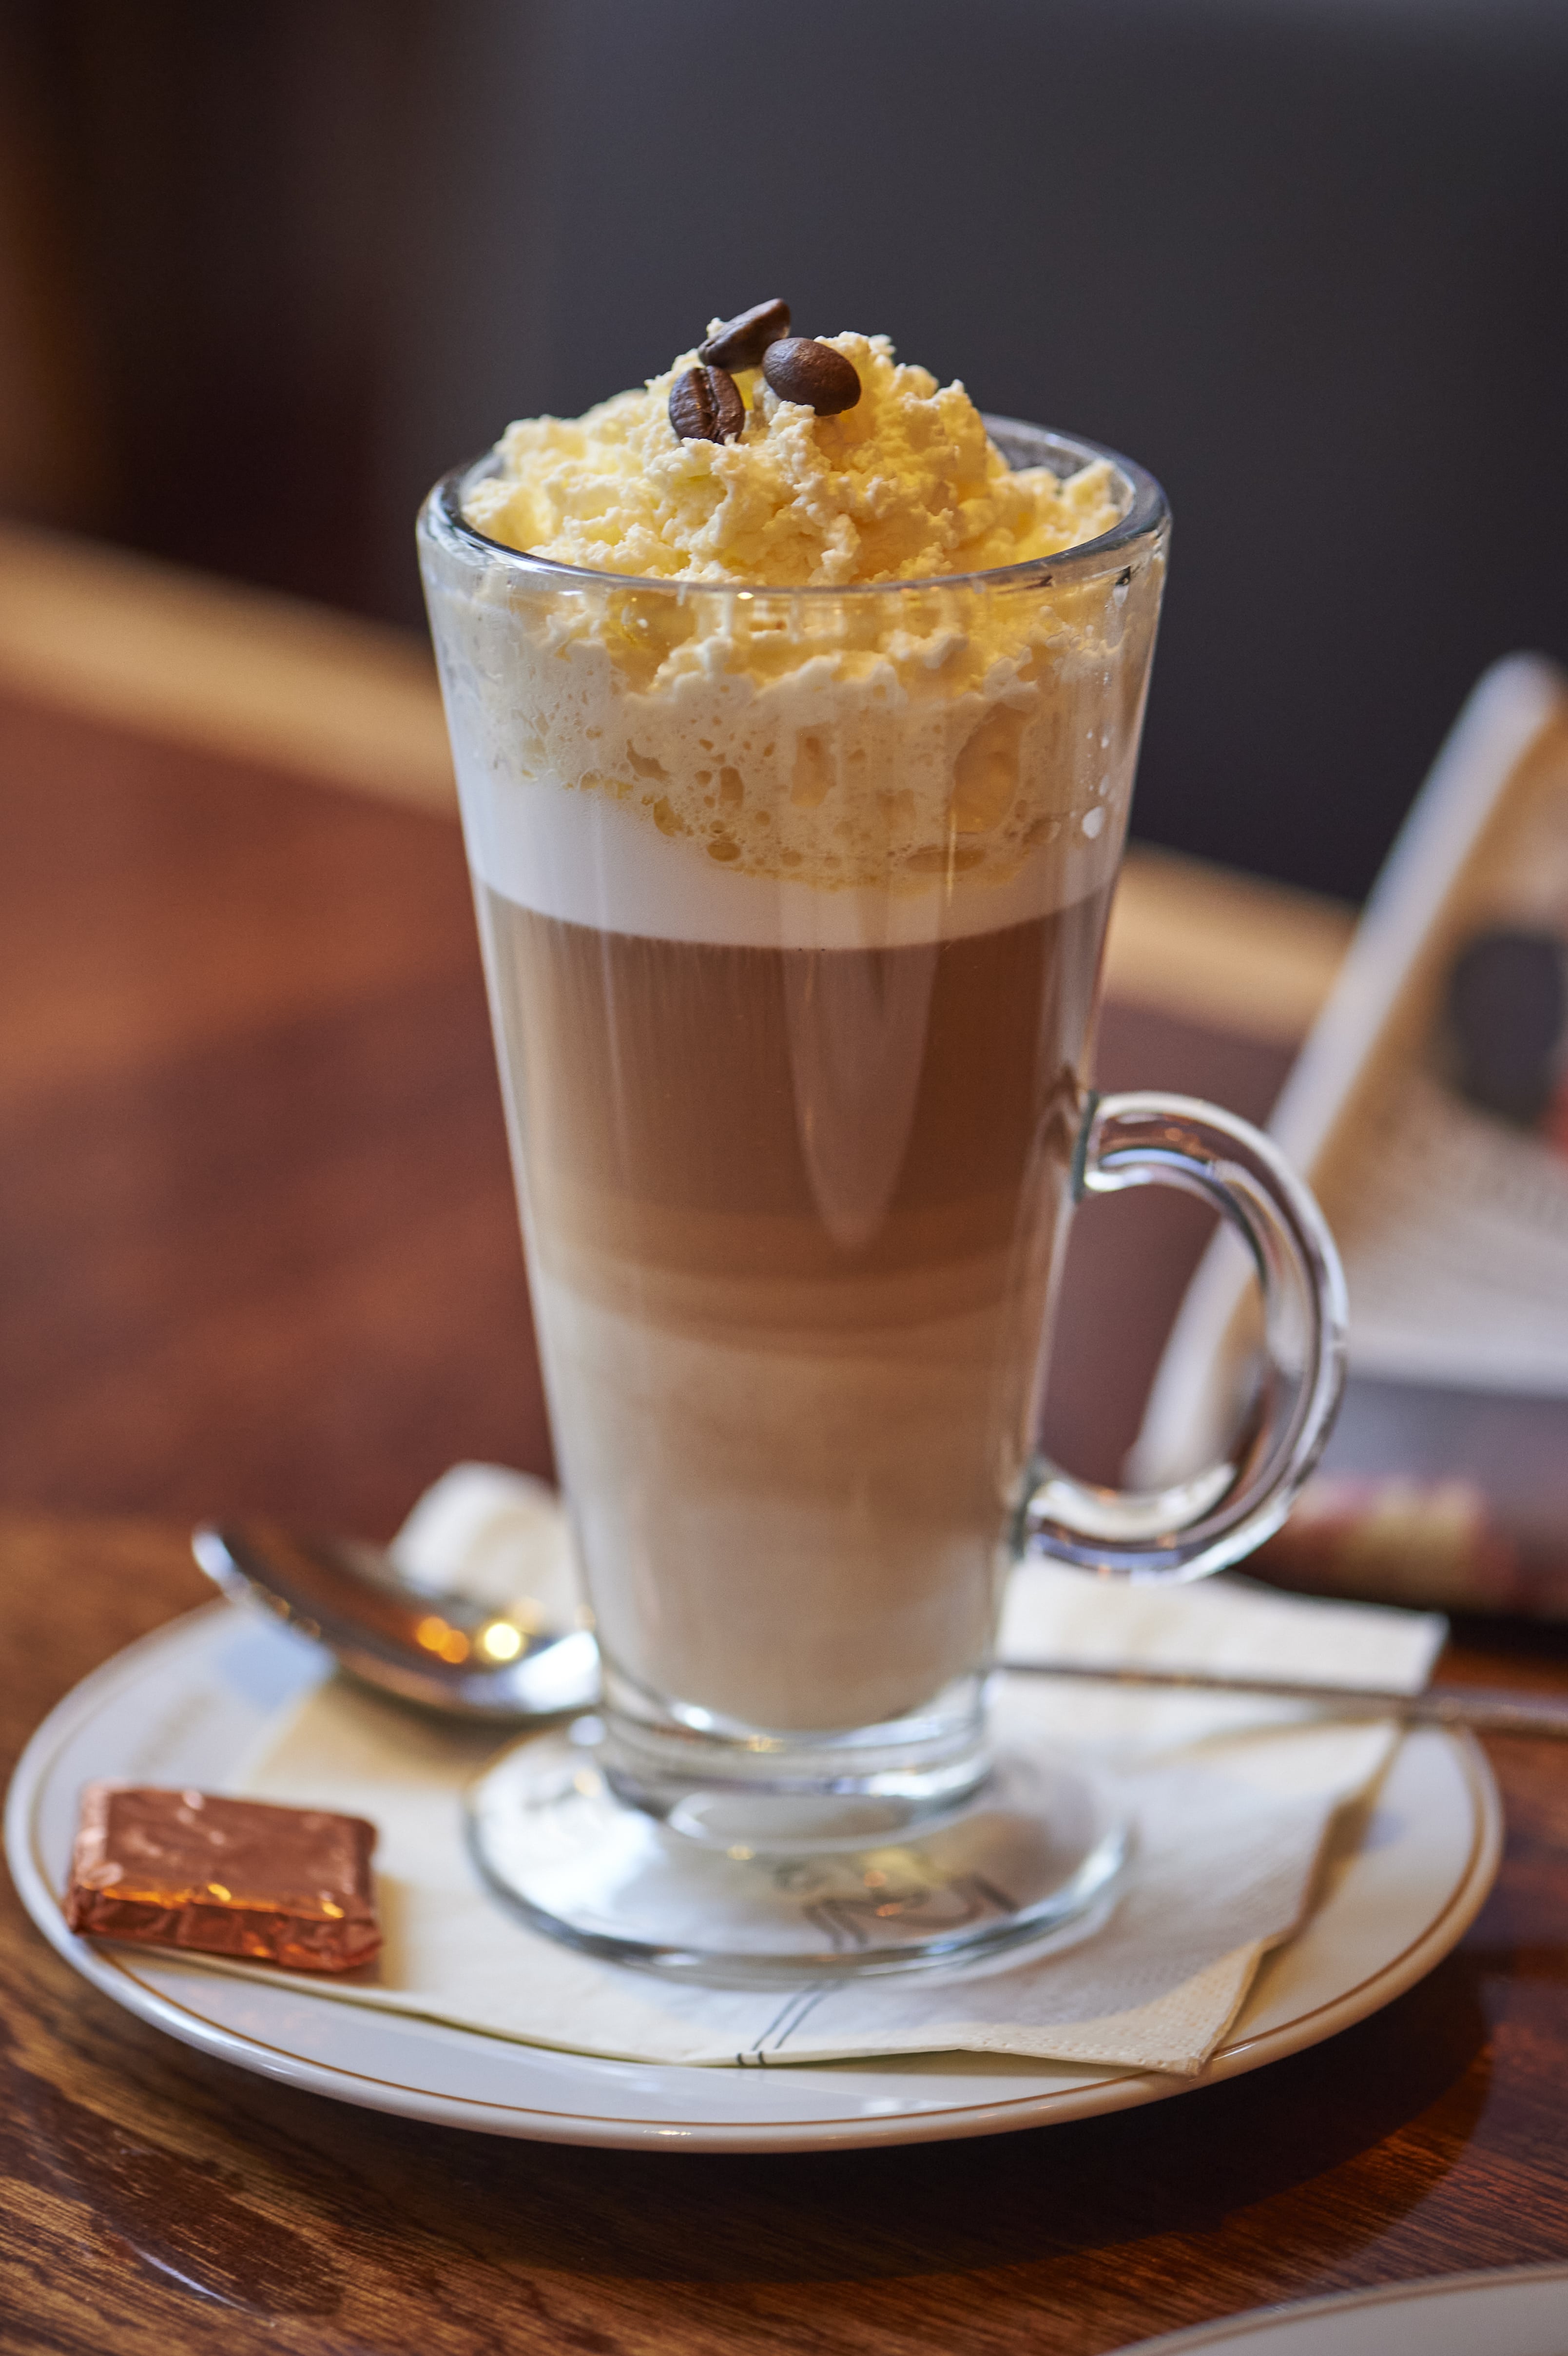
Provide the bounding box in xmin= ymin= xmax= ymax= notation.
xmin=454 ymin=746 xmax=1123 ymax=950
xmin=427 ymin=533 xmax=1155 ymax=945
xmin=424 ymin=561 xmax=1135 ymax=937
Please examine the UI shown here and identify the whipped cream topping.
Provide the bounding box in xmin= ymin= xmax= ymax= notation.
xmin=423 ymin=331 xmax=1162 ymax=943
xmin=465 ymin=332 xmax=1121 ymax=588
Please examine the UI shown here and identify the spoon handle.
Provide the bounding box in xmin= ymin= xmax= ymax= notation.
xmin=997 ymin=1656 xmax=1568 ymax=1739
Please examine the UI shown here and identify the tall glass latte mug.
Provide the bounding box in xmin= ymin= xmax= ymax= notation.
xmin=418 ymin=425 xmax=1345 ymax=1980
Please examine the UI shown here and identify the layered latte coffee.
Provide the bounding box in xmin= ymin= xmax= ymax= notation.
xmin=421 ymin=322 xmax=1164 ymax=1740
xmin=418 ymin=312 xmax=1346 ymax=1979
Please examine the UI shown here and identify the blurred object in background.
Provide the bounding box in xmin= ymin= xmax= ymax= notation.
xmin=0 ymin=0 xmax=490 ymax=613
xmin=0 ymin=10 xmax=109 ymax=529
xmin=1445 ymin=926 xmax=1567 ymax=1134
xmin=1 ymin=0 xmax=1566 ymax=897
xmin=1138 ymin=654 xmax=1568 ymax=1616
xmin=1258 ymin=1475 xmax=1522 ymax=1616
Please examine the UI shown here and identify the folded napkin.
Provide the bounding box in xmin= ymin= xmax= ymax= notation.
xmin=209 ymin=1469 xmax=1443 ymax=2077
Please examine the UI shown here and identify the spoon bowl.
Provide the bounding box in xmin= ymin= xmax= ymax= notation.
xmin=192 ymin=1523 xmax=601 ymax=1719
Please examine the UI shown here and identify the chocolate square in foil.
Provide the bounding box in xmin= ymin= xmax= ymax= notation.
xmin=64 ymin=1783 xmax=381 ymax=1973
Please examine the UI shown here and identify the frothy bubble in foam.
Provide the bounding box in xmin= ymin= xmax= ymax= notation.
xmin=456 ymin=753 xmax=1123 ymax=950
xmin=432 ymin=573 xmax=1143 ymax=950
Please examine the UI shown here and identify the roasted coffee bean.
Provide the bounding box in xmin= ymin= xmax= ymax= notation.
xmin=762 ymin=337 xmax=861 ymax=415
xmin=668 ymin=364 xmax=746 ymax=444
xmin=699 ymin=298 xmax=791 ymax=371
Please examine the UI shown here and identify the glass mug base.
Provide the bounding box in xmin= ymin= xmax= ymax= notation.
xmin=466 ymin=1718 xmax=1131 ymax=1985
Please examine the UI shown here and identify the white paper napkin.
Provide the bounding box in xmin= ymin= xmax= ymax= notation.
xmin=172 ymin=1467 xmax=1449 ymax=2075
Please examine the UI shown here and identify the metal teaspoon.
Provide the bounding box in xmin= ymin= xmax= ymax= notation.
xmin=192 ymin=1522 xmax=601 ymax=1719
xmin=194 ymin=1523 xmax=1568 ymax=1739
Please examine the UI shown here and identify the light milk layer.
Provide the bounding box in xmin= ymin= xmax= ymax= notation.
xmin=533 ymin=1266 xmax=1021 ymax=1729
xmin=454 ymin=753 xmax=1123 ymax=950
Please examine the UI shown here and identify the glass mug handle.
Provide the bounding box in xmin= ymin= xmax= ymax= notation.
xmin=1022 ymin=1091 xmax=1348 ymax=1581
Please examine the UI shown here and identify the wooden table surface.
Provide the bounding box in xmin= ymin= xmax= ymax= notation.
xmin=2 ymin=528 xmax=1567 ymax=2355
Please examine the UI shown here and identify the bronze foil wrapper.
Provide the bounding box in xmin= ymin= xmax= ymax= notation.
xmin=64 ymin=1783 xmax=381 ymax=1973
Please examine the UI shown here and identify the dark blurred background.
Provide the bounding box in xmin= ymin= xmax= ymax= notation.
xmin=2 ymin=0 xmax=1565 ymax=899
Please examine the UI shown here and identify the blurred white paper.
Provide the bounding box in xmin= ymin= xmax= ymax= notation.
xmin=1136 ymin=652 xmax=1568 ymax=1494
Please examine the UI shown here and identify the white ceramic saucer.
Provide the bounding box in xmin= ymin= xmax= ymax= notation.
xmin=1119 ymin=2262 xmax=1568 ymax=2353
xmin=6 ymin=1604 xmax=1501 ymax=2154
